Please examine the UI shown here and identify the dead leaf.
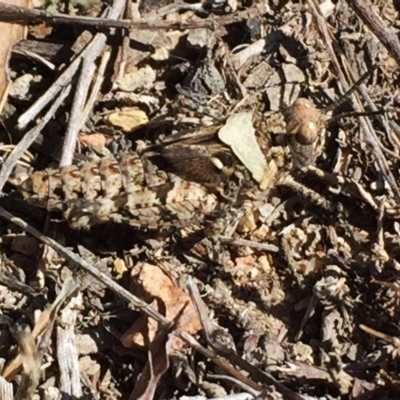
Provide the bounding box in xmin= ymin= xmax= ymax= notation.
xmin=28 ymin=23 xmax=53 ymax=39
xmin=121 ymin=263 xmax=201 ymax=351
xmin=281 ymin=361 xmax=331 ymax=381
xmin=218 ymin=112 xmax=269 ymax=187
xmin=116 ymin=65 xmax=156 ymax=92
xmin=75 ymin=334 xmax=98 ymax=355
xmin=351 ymin=377 xmax=376 ymax=398
xmin=225 ymin=255 xmax=257 ymax=278
xmin=187 ymin=28 xmax=215 ymax=49
xmin=0 ymin=0 xmax=29 ymax=113
xmin=258 ymin=255 xmax=272 ymax=274
xmin=2 ymin=277 xmax=79 ymax=380
xmin=9 ymin=74 xmax=41 ymax=101
xmin=79 ymin=133 xmax=107 ymax=148
xmin=282 ymin=63 xmax=306 ymax=84
xmin=237 ymin=200 xmax=259 ymax=233
xmin=252 ymin=224 xmax=270 ymax=242
xmin=127 ymin=30 xmax=183 ymax=62
xmin=297 ymin=254 xmax=326 ymax=275
xmin=105 ymin=108 xmax=149 ymax=133
xmin=129 ymin=328 xmax=173 ymax=400
xmin=79 ymin=356 xmax=101 ymax=378
xmin=234 ymin=255 xmax=256 ymax=270
xmin=113 ymin=258 xmax=128 ymax=275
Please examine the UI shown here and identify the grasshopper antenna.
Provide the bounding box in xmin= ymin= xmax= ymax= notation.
xmin=325 ymin=68 xmax=374 ymax=113
xmin=324 ymin=67 xmax=386 ymax=123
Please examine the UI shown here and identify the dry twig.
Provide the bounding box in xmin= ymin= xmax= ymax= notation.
xmin=307 ymin=0 xmax=400 ymax=201
xmin=0 ymin=86 xmax=71 ymax=191
xmin=216 ymin=236 xmax=279 ymax=253
xmin=2 ymin=277 xmax=79 ymax=381
xmin=0 ymin=206 xmax=305 ymax=400
xmin=0 ymin=2 xmax=264 ymax=31
xmin=57 ymin=306 xmax=83 ymax=398
xmin=346 ymin=0 xmax=400 ymax=67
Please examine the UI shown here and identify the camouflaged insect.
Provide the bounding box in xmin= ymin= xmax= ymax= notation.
xmin=20 ymin=152 xmax=218 ymax=229
xmin=18 ymin=99 xmax=326 ymax=229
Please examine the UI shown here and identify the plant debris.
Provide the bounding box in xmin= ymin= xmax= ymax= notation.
xmin=1 ymin=0 xmax=400 ymax=399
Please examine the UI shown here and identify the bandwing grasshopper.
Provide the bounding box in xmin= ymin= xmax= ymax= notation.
xmin=18 ymin=98 xmax=328 ymax=229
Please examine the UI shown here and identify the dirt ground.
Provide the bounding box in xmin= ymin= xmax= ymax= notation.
xmin=1 ymin=0 xmax=400 ymax=399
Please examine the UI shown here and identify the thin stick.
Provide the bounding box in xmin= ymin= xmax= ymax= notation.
xmin=62 ymin=50 xmax=111 ymax=165
xmin=16 ymin=58 xmax=79 ymax=130
xmin=59 ymin=57 xmax=96 ymax=167
xmin=0 ymin=86 xmax=71 ymax=192
xmin=216 ymin=236 xmax=279 ymax=253
xmin=187 ymin=277 xmax=305 ymax=400
xmin=343 ymin=59 xmax=400 ymax=200
xmin=12 ymin=49 xmax=56 ymax=70
xmin=0 ymin=2 xmax=261 ymax=31
xmin=81 ymin=50 xmax=110 ymax=124
xmin=307 ymin=0 xmax=349 ymax=94
xmin=0 ymin=207 xmax=305 ymax=400
xmin=57 ymin=308 xmax=82 ymax=397
xmin=346 ymin=0 xmax=400 ymax=67
xmin=360 ymin=324 xmax=400 ymax=347
xmin=17 ymin=0 xmax=126 ymax=131
xmin=327 ymin=109 xmax=384 ymax=124
xmin=307 ymin=0 xmax=400 ymax=201
xmin=324 ymin=69 xmax=374 ymax=113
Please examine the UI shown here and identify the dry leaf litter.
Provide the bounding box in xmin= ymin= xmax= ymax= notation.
xmin=0 ymin=0 xmax=400 ymax=399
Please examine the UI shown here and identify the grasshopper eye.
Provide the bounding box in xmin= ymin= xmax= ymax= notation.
xmin=296 ymin=121 xmax=320 ymax=145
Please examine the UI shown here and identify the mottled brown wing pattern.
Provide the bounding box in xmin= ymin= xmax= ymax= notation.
xmin=20 ymin=152 xmax=217 ymax=229
xmin=157 ymin=142 xmax=238 ymax=187
xmin=19 ymin=99 xmax=327 ymax=229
